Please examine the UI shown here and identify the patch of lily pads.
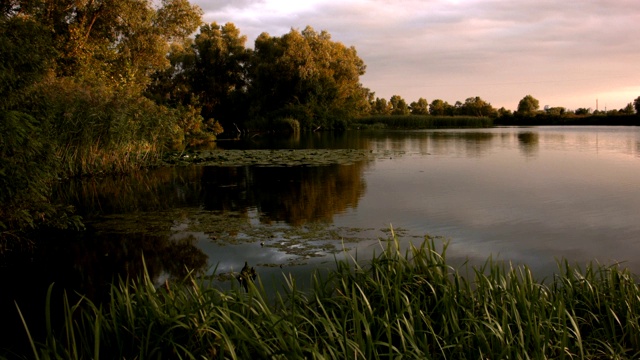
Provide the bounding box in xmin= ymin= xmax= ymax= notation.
xmin=162 ymin=149 xmax=402 ymax=167
xmin=90 ymin=207 xmax=391 ymax=264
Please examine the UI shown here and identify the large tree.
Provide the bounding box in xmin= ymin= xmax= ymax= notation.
xmin=462 ymin=96 xmax=495 ymax=117
xmin=249 ymin=26 xmax=368 ymax=130
xmin=517 ymin=95 xmax=540 ymax=116
xmin=191 ymin=22 xmax=251 ymax=123
xmin=633 ymin=96 xmax=640 ymax=114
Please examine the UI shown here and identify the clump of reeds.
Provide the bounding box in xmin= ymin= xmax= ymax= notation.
xmin=17 ymin=232 xmax=640 ymax=359
xmin=353 ymin=115 xmax=493 ymax=129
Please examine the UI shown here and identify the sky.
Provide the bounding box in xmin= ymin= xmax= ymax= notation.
xmin=192 ymin=0 xmax=640 ymax=111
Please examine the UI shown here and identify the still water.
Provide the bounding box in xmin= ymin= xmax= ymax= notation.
xmin=61 ymin=127 xmax=640 ymax=280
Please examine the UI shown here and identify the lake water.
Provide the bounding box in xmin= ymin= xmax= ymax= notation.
xmin=3 ymin=126 xmax=640 ymax=353
xmin=55 ymin=126 xmax=640 ymax=282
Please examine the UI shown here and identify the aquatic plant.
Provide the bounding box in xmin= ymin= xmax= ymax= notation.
xmin=15 ymin=232 xmax=640 ymax=359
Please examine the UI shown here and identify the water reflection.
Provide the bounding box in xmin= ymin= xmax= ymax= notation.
xmin=49 ymin=160 xmax=370 ymax=279
xmin=517 ymin=132 xmax=539 ymax=157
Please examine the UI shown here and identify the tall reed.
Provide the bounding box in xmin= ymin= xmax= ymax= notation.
xmin=16 ymin=233 xmax=640 ymax=359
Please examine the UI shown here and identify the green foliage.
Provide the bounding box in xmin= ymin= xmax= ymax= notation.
xmin=389 ymin=95 xmax=410 ymax=115
xmin=192 ymin=22 xmax=251 ymax=123
xmin=24 ymin=76 xmax=180 ymax=176
xmin=0 ymin=18 xmax=55 ymax=110
xmin=248 ymin=26 xmax=368 ymax=130
xmin=410 ymin=97 xmax=429 ymax=115
xmin=0 ymin=111 xmax=82 ymax=252
xmin=429 ymin=99 xmax=452 ymax=116
xmin=633 ymin=96 xmax=640 ymax=114
xmin=462 ymin=96 xmax=496 ymax=117
xmin=0 ymin=1 xmax=202 ymax=252
xmin=19 ymin=234 xmax=640 ymax=359
xmin=517 ymin=94 xmax=540 ymax=116
xmin=0 ymin=17 xmax=82 ymax=252
xmin=370 ymin=97 xmax=391 ymax=115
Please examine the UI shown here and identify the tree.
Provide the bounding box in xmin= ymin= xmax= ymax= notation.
xmin=191 ymin=22 xmax=251 ymax=123
xmin=249 ymin=26 xmax=368 ymax=129
xmin=462 ymin=96 xmax=495 ymax=117
xmin=497 ymin=107 xmax=512 ymax=117
xmin=574 ymin=108 xmax=591 ymax=116
xmin=0 ymin=17 xmax=82 ymax=251
xmin=621 ymin=103 xmax=635 ymax=115
xmin=429 ymin=99 xmax=450 ymax=116
xmin=371 ymin=97 xmax=391 ymax=115
xmin=410 ymin=98 xmax=429 ymax=115
xmin=390 ymin=95 xmax=410 ymax=115
xmin=517 ymin=95 xmax=540 ymax=116
xmin=1 ymin=0 xmax=203 ymax=251
xmin=6 ymin=0 xmax=201 ymax=83
xmin=545 ymin=107 xmax=566 ymax=116
xmin=633 ymin=96 xmax=640 ymax=114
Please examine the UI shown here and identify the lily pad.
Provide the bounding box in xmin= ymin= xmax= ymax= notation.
xmin=162 ymin=149 xmax=379 ymax=167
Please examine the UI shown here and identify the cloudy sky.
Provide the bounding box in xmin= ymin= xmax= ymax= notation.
xmin=192 ymin=0 xmax=639 ymax=111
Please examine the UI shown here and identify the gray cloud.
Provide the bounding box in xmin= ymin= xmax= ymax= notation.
xmin=192 ymin=0 xmax=640 ymax=110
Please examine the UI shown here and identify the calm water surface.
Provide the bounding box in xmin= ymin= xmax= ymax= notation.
xmin=203 ymin=126 xmax=640 ymax=278
xmin=69 ymin=126 xmax=640 ymax=280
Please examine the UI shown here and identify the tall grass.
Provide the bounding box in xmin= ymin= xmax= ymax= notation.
xmin=27 ymin=76 xmax=182 ymax=177
xmin=17 ymin=232 xmax=640 ymax=359
xmin=353 ymin=115 xmax=493 ymax=129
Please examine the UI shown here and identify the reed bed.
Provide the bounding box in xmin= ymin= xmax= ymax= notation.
xmin=17 ymin=233 xmax=640 ymax=359
xmin=353 ymin=115 xmax=493 ymax=129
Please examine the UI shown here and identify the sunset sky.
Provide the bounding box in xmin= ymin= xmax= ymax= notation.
xmin=193 ymin=0 xmax=640 ymax=111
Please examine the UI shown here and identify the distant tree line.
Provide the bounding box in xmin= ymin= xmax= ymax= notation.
xmin=366 ymin=93 xmax=639 ymax=119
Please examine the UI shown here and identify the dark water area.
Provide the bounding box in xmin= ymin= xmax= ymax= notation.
xmin=3 ymin=126 xmax=640 ymax=355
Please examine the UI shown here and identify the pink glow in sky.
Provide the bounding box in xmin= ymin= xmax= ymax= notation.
xmin=192 ymin=0 xmax=640 ymax=111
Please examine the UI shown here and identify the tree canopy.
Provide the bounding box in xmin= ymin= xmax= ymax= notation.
xmin=517 ymin=95 xmax=540 ymax=116
xmin=248 ymin=26 xmax=368 ymax=130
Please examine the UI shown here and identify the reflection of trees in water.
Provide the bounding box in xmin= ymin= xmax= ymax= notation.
xmin=56 ymin=161 xmax=368 ymax=228
xmin=53 ymin=166 xmax=205 ymax=215
xmin=48 ymin=160 xmax=368 ymax=293
xmin=517 ymin=132 xmax=539 ymax=157
xmin=365 ymin=131 xmax=495 ymax=157
xmin=254 ymin=164 xmax=366 ymax=225
xmin=1 ymin=228 xmax=208 ymax=355
xmin=200 ymin=162 xmax=368 ymax=225
xmin=63 ymin=230 xmax=207 ymax=299
xmin=44 ymin=167 xmax=211 ymax=308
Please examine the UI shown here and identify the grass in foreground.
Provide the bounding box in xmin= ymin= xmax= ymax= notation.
xmin=15 ymin=233 xmax=640 ymax=359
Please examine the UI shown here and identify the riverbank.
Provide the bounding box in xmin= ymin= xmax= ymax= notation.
xmin=10 ymin=233 xmax=640 ymax=359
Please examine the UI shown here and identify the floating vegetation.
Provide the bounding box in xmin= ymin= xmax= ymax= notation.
xmin=90 ymin=207 xmax=383 ymax=269
xmin=162 ymin=149 xmax=390 ymax=167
